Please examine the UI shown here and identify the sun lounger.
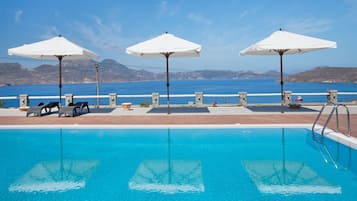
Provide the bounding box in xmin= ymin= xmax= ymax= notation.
xmin=58 ymin=104 xmax=79 ymax=117
xmin=75 ymin=101 xmax=90 ymax=113
xmin=26 ymin=102 xmax=59 ymax=117
xmin=58 ymin=102 xmax=90 ymax=117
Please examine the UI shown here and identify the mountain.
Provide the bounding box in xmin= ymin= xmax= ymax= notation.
xmin=286 ymin=67 xmax=357 ymax=83
xmin=0 ymin=59 xmax=157 ymax=85
xmin=0 ymin=59 xmax=279 ymax=85
xmin=169 ymin=70 xmax=279 ymax=80
xmin=0 ymin=63 xmax=39 ymax=85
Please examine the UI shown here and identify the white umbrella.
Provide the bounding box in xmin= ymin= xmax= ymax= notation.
xmin=240 ymin=29 xmax=336 ymax=113
xmin=126 ymin=32 xmax=202 ymax=114
xmin=8 ymin=35 xmax=98 ymax=105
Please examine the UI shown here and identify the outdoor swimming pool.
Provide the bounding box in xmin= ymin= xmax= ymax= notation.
xmin=0 ymin=127 xmax=356 ymax=201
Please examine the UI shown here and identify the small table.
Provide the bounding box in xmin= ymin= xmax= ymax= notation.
xmin=19 ymin=107 xmax=29 ymax=112
xmin=122 ymin=102 xmax=132 ymax=110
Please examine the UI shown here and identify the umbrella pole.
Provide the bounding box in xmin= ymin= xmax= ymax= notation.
xmin=58 ymin=56 xmax=63 ymax=106
xmin=165 ymin=54 xmax=171 ymax=114
xmin=95 ymin=63 xmax=100 ymax=108
xmin=279 ymin=52 xmax=284 ymax=113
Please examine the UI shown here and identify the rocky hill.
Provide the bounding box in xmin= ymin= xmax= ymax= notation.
xmin=0 ymin=59 xmax=279 ymax=85
xmin=0 ymin=59 xmax=157 ymax=85
xmin=1 ymin=60 xmax=355 ymax=86
xmin=286 ymin=67 xmax=357 ymax=83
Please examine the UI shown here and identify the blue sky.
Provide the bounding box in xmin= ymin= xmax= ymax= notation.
xmin=1 ymin=0 xmax=356 ymax=73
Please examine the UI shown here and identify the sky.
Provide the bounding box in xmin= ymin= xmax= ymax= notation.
xmin=1 ymin=0 xmax=356 ymax=73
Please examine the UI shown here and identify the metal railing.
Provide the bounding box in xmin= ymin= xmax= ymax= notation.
xmin=312 ymin=103 xmax=351 ymax=137
xmin=0 ymin=91 xmax=356 ymax=108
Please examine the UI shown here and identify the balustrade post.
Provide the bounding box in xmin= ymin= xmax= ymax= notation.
xmin=239 ymin=92 xmax=247 ymax=106
xmin=109 ymin=93 xmax=117 ymax=107
xmin=327 ymin=90 xmax=338 ymax=104
xmin=152 ymin=92 xmax=159 ymax=108
xmin=195 ymin=92 xmax=203 ymax=107
xmin=19 ymin=94 xmax=29 ymax=108
xmin=65 ymin=94 xmax=73 ymax=106
xmin=284 ymin=91 xmax=292 ymax=106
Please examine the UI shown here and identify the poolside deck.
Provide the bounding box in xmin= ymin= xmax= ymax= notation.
xmin=0 ymin=105 xmax=356 ymax=138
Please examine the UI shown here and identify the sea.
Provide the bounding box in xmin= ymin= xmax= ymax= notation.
xmin=0 ymin=79 xmax=356 ymax=107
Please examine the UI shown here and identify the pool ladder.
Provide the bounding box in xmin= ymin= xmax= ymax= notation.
xmin=311 ymin=103 xmax=352 ymax=170
xmin=312 ymin=103 xmax=351 ymax=138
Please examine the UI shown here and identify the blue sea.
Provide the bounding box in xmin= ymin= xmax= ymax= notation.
xmin=0 ymin=79 xmax=356 ymax=107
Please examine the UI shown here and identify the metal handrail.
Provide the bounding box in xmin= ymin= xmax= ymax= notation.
xmin=336 ymin=104 xmax=351 ymax=136
xmin=312 ymin=103 xmax=328 ymax=136
xmin=321 ymin=105 xmax=337 ymax=136
xmin=312 ymin=103 xmax=351 ymax=137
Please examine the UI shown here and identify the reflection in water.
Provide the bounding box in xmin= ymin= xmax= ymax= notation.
xmin=129 ymin=128 xmax=204 ymax=194
xmin=8 ymin=160 xmax=98 ymax=193
xmin=243 ymin=160 xmax=341 ymax=195
xmin=8 ymin=129 xmax=98 ymax=193
xmin=309 ymin=131 xmax=352 ymax=170
xmin=129 ymin=160 xmax=204 ymax=194
xmin=243 ymin=128 xmax=341 ymax=195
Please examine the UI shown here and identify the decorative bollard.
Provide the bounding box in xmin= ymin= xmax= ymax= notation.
xmin=284 ymin=91 xmax=292 ymax=106
xmin=327 ymin=90 xmax=338 ymax=104
xmin=109 ymin=93 xmax=117 ymax=107
xmin=239 ymin=92 xmax=247 ymax=106
xmin=19 ymin=94 xmax=29 ymax=110
xmin=195 ymin=92 xmax=203 ymax=107
xmin=152 ymin=92 xmax=159 ymax=108
xmin=65 ymin=94 xmax=73 ymax=106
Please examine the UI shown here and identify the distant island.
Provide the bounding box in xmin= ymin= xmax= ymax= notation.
xmin=0 ymin=59 xmax=356 ymax=85
xmin=285 ymin=67 xmax=357 ymax=83
xmin=0 ymin=59 xmax=280 ymax=85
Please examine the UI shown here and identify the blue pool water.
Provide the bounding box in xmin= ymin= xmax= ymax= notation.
xmin=0 ymin=127 xmax=356 ymax=201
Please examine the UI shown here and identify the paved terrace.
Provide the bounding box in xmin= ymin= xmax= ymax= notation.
xmin=0 ymin=105 xmax=356 ymax=138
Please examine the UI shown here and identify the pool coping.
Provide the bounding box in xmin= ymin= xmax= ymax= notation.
xmin=1 ymin=123 xmax=356 ymax=149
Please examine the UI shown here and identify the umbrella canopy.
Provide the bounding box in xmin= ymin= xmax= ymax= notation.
xmin=240 ymin=29 xmax=336 ymax=113
xmin=8 ymin=35 xmax=98 ymax=105
xmin=126 ymin=32 xmax=202 ymax=114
